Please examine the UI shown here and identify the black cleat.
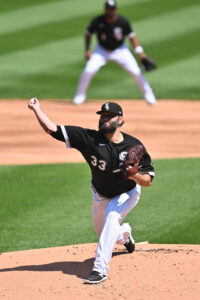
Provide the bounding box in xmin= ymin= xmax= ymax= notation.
xmin=124 ymin=235 xmax=135 ymax=253
xmin=84 ymin=271 xmax=107 ymax=284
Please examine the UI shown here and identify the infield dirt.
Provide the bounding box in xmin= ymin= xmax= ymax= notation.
xmin=0 ymin=100 xmax=200 ymax=300
xmin=1 ymin=99 xmax=200 ymax=164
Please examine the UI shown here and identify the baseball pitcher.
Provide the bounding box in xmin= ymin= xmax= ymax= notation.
xmin=28 ymin=97 xmax=155 ymax=284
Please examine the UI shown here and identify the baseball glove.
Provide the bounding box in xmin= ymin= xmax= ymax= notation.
xmin=140 ymin=56 xmax=157 ymax=71
xmin=123 ymin=144 xmax=144 ymax=178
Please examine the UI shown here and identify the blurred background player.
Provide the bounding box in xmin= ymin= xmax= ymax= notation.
xmin=73 ymin=0 xmax=157 ymax=106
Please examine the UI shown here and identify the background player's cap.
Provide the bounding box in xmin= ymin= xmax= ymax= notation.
xmin=105 ymin=0 xmax=117 ymax=9
xmin=96 ymin=102 xmax=123 ymax=116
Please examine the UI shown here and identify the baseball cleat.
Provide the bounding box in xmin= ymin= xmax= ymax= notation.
xmin=124 ymin=235 xmax=135 ymax=253
xmin=72 ymin=95 xmax=86 ymax=105
xmin=84 ymin=271 xmax=107 ymax=284
xmin=147 ymin=100 xmax=157 ymax=106
xmin=144 ymin=93 xmax=157 ymax=106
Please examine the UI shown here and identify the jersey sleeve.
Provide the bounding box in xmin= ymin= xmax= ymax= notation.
xmin=50 ymin=125 xmax=71 ymax=148
xmin=51 ymin=126 xmax=65 ymax=142
xmin=87 ymin=17 xmax=98 ymax=34
xmin=123 ymin=18 xmax=136 ymax=38
xmin=51 ymin=125 xmax=92 ymax=150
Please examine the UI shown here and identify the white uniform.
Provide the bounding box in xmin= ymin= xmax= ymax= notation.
xmin=73 ymin=44 xmax=156 ymax=105
xmin=92 ymin=184 xmax=141 ymax=275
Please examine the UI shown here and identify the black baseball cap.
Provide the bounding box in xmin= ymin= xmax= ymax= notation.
xmin=105 ymin=0 xmax=117 ymax=9
xmin=96 ymin=102 xmax=123 ymax=116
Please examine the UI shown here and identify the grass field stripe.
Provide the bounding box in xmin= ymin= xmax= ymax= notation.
xmin=0 ymin=36 xmax=82 ymax=75
xmin=147 ymin=53 xmax=200 ymax=88
xmin=88 ymin=53 xmax=200 ymax=99
xmin=0 ymin=0 xmax=151 ymax=36
xmin=0 ymin=17 xmax=199 ymax=74
xmin=0 ymin=3 xmax=199 ymax=58
xmin=0 ymin=34 xmax=199 ymax=99
xmin=0 ymin=0 xmax=56 ymax=14
xmin=131 ymin=4 xmax=200 ymax=45
xmin=85 ymin=53 xmax=200 ymax=100
xmin=0 ymin=0 xmax=199 ymax=99
xmin=1 ymin=52 xmax=199 ymax=99
xmin=145 ymin=28 xmax=200 ymax=66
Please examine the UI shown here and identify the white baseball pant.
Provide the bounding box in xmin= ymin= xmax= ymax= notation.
xmin=73 ymin=44 xmax=156 ymax=105
xmin=91 ymin=184 xmax=141 ymax=275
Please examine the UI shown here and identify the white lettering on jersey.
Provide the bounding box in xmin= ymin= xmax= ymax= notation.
xmin=91 ymin=155 xmax=107 ymax=171
xmin=98 ymin=160 xmax=107 ymax=171
xmin=119 ymin=151 xmax=127 ymax=161
xmin=91 ymin=155 xmax=98 ymax=167
xmin=113 ymin=27 xmax=123 ymax=41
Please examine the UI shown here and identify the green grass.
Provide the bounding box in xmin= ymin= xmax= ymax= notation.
xmin=0 ymin=163 xmax=94 ymax=252
xmin=0 ymin=158 xmax=200 ymax=253
xmin=131 ymin=158 xmax=200 ymax=244
xmin=0 ymin=0 xmax=199 ymax=99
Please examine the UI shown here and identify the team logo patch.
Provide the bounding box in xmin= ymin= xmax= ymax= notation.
xmin=113 ymin=27 xmax=123 ymax=41
xmin=104 ymin=103 xmax=110 ymax=110
xmin=119 ymin=151 xmax=127 ymax=161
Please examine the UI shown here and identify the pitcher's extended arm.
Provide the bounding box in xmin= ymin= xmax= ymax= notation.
xmin=28 ymin=97 xmax=57 ymax=134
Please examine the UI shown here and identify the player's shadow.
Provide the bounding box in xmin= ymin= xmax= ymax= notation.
xmin=0 ymin=250 xmax=127 ymax=279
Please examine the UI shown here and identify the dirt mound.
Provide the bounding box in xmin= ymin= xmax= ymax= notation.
xmin=0 ymin=243 xmax=199 ymax=300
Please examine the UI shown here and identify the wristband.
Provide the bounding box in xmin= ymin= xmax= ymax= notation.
xmin=134 ymin=45 xmax=144 ymax=54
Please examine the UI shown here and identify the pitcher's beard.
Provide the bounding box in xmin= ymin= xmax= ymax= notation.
xmin=99 ymin=119 xmax=119 ymax=133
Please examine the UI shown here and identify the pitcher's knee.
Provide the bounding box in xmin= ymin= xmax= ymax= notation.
xmin=106 ymin=211 xmax=120 ymax=222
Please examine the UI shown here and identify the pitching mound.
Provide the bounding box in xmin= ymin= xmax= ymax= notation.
xmin=0 ymin=243 xmax=199 ymax=300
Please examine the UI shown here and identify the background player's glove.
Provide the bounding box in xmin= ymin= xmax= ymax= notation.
xmin=140 ymin=56 xmax=157 ymax=71
xmin=123 ymin=144 xmax=144 ymax=178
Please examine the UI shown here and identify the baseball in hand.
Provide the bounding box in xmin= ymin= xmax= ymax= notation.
xmin=30 ymin=97 xmax=36 ymax=104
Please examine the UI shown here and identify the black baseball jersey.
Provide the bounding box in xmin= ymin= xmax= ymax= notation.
xmin=51 ymin=126 xmax=155 ymax=198
xmin=87 ymin=14 xmax=134 ymax=51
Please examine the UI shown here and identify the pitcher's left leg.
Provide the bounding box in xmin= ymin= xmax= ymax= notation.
xmin=93 ymin=185 xmax=141 ymax=275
